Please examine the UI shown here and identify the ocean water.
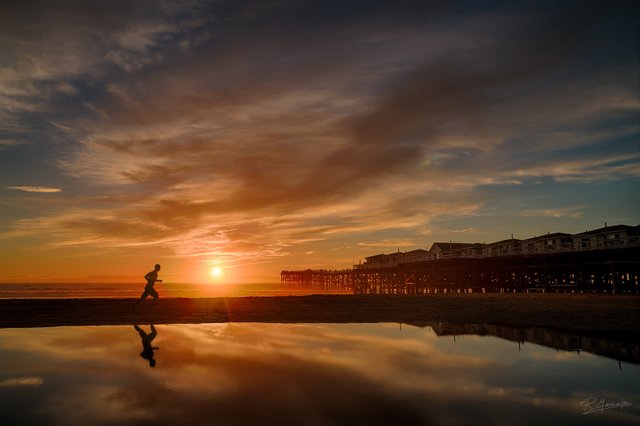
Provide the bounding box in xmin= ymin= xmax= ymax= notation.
xmin=0 ymin=282 xmax=349 ymax=299
xmin=0 ymin=322 xmax=638 ymax=426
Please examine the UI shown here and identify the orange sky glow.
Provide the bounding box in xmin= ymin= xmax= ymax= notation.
xmin=0 ymin=1 xmax=638 ymax=284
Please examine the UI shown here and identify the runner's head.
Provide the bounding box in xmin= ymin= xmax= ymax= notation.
xmin=154 ymin=264 xmax=161 ymax=271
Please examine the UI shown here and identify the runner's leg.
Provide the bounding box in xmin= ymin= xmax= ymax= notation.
xmin=133 ymin=290 xmax=150 ymax=311
xmin=150 ymin=288 xmax=159 ymax=305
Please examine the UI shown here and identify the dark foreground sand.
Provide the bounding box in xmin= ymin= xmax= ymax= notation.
xmin=1 ymin=294 xmax=638 ymax=338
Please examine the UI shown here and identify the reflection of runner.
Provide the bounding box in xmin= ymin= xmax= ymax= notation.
xmin=133 ymin=264 xmax=162 ymax=311
xmin=134 ymin=325 xmax=158 ymax=367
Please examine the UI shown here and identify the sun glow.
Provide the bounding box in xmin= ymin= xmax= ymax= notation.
xmin=210 ymin=267 xmax=222 ymax=278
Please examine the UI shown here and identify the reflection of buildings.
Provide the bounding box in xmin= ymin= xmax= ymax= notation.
xmin=428 ymin=322 xmax=640 ymax=364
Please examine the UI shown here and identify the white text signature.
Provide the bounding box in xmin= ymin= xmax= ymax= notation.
xmin=580 ymin=397 xmax=632 ymax=415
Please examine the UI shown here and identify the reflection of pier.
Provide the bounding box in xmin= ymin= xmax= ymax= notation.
xmin=429 ymin=322 xmax=640 ymax=364
xmin=281 ymin=247 xmax=640 ymax=294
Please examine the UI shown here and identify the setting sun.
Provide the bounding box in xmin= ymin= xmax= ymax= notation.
xmin=210 ymin=267 xmax=222 ymax=278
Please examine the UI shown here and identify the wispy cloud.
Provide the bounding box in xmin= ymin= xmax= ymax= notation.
xmin=7 ymin=186 xmax=62 ymax=193
xmin=0 ymin=377 xmax=43 ymax=388
xmin=0 ymin=138 xmax=24 ymax=150
xmin=357 ymin=240 xmax=420 ymax=249
xmin=519 ymin=208 xmax=583 ymax=219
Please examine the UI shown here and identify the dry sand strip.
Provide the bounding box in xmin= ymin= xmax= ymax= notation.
xmin=1 ymin=294 xmax=638 ymax=337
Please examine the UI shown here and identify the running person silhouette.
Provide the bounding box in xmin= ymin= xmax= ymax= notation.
xmin=134 ymin=325 xmax=158 ymax=367
xmin=133 ymin=264 xmax=162 ymax=311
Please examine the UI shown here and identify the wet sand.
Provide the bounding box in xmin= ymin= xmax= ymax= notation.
xmin=1 ymin=294 xmax=638 ymax=338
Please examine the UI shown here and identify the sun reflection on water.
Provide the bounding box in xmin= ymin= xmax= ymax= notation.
xmin=0 ymin=323 xmax=637 ymax=426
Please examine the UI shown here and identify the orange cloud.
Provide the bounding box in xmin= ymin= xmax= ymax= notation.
xmin=7 ymin=186 xmax=61 ymax=193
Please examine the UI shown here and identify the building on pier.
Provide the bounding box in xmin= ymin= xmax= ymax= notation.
xmin=485 ymin=239 xmax=520 ymax=257
xmin=355 ymin=224 xmax=640 ymax=268
xmin=572 ymin=224 xmax=640 ymax=250
xmin=285 ymin=247 xmax=640 ymax=295
xmin=281 ymin=224 xmax=640 ymax=294
xmin=520 ymin=233 xmax=573 ymax=254
xmin=356 ymin=249 xmax=430 ymax=269
xmin=428 ymin=242 xmax=479 ymax=259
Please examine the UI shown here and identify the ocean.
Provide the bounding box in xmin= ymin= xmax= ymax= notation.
xmin=0 ymin=282 xmax=349 ymax=299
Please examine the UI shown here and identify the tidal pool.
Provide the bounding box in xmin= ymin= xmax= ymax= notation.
xmin=0 ymin=323 xmax=637 ymax=425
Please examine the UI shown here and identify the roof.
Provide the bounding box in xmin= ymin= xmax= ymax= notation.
xmin=486 ymin=239 xmax=521 ymax=246
xmin=364 ymin=254 xmax=387 ymax=261
xmin=573 ymin=224 xmax=640 ymax=236
xmin=460 ymin=243 xmax=486 ymax=249
xmin=429 ymin=242 xmax=477 ymax=251
xmin=405 ymin=249 xmax=428 ymax=254
xmin=522 ymin=233 xmax=572 ymax=241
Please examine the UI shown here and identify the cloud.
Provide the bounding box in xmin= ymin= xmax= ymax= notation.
xmin=0 ymin=0 xmax=215 ymax=117
xmin=357 ymin=239 xmax=419 ymax=248
xmin=0 ymin=138 xmax=24 ymax=150
xmin=0 ymin=1 xmax=638 ymax=277
xmin=0 ymin=376 xmax=43 ymax=387
xmin=519 ymin=208 xmax=583 ymax=219
xmin=7 ymin=186 xmax=62 ymax=193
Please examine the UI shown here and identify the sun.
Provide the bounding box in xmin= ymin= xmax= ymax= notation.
xmin=210 ymin=266 xmax=222 ymax=277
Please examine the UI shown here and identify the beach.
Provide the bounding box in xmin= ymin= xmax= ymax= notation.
xmin=1 ymin=294 xmax=638 ymax=339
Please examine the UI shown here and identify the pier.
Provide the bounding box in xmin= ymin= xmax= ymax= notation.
xmin=280 ymin=269 xmax=353 ymax=292
xmin=281 ymin=247 xmax=640 ymax=294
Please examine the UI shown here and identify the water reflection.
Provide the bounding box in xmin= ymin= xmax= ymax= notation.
xmin=134 ymin=325 xmax=158 ymax=368
xmin=424 ymin=322 xmax=640 ymax=364
xmin=0 ymin=323 xmax=637 ymax=426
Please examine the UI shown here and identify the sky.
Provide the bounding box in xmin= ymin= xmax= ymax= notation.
xmin=0 ymin=0 xmax=638 ymax=283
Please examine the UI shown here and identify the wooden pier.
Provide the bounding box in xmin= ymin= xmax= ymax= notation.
xmin=280 ymin=269 xmax=353 ymax=292
xmin=281 ymin=247 xmax=640 ymax=294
